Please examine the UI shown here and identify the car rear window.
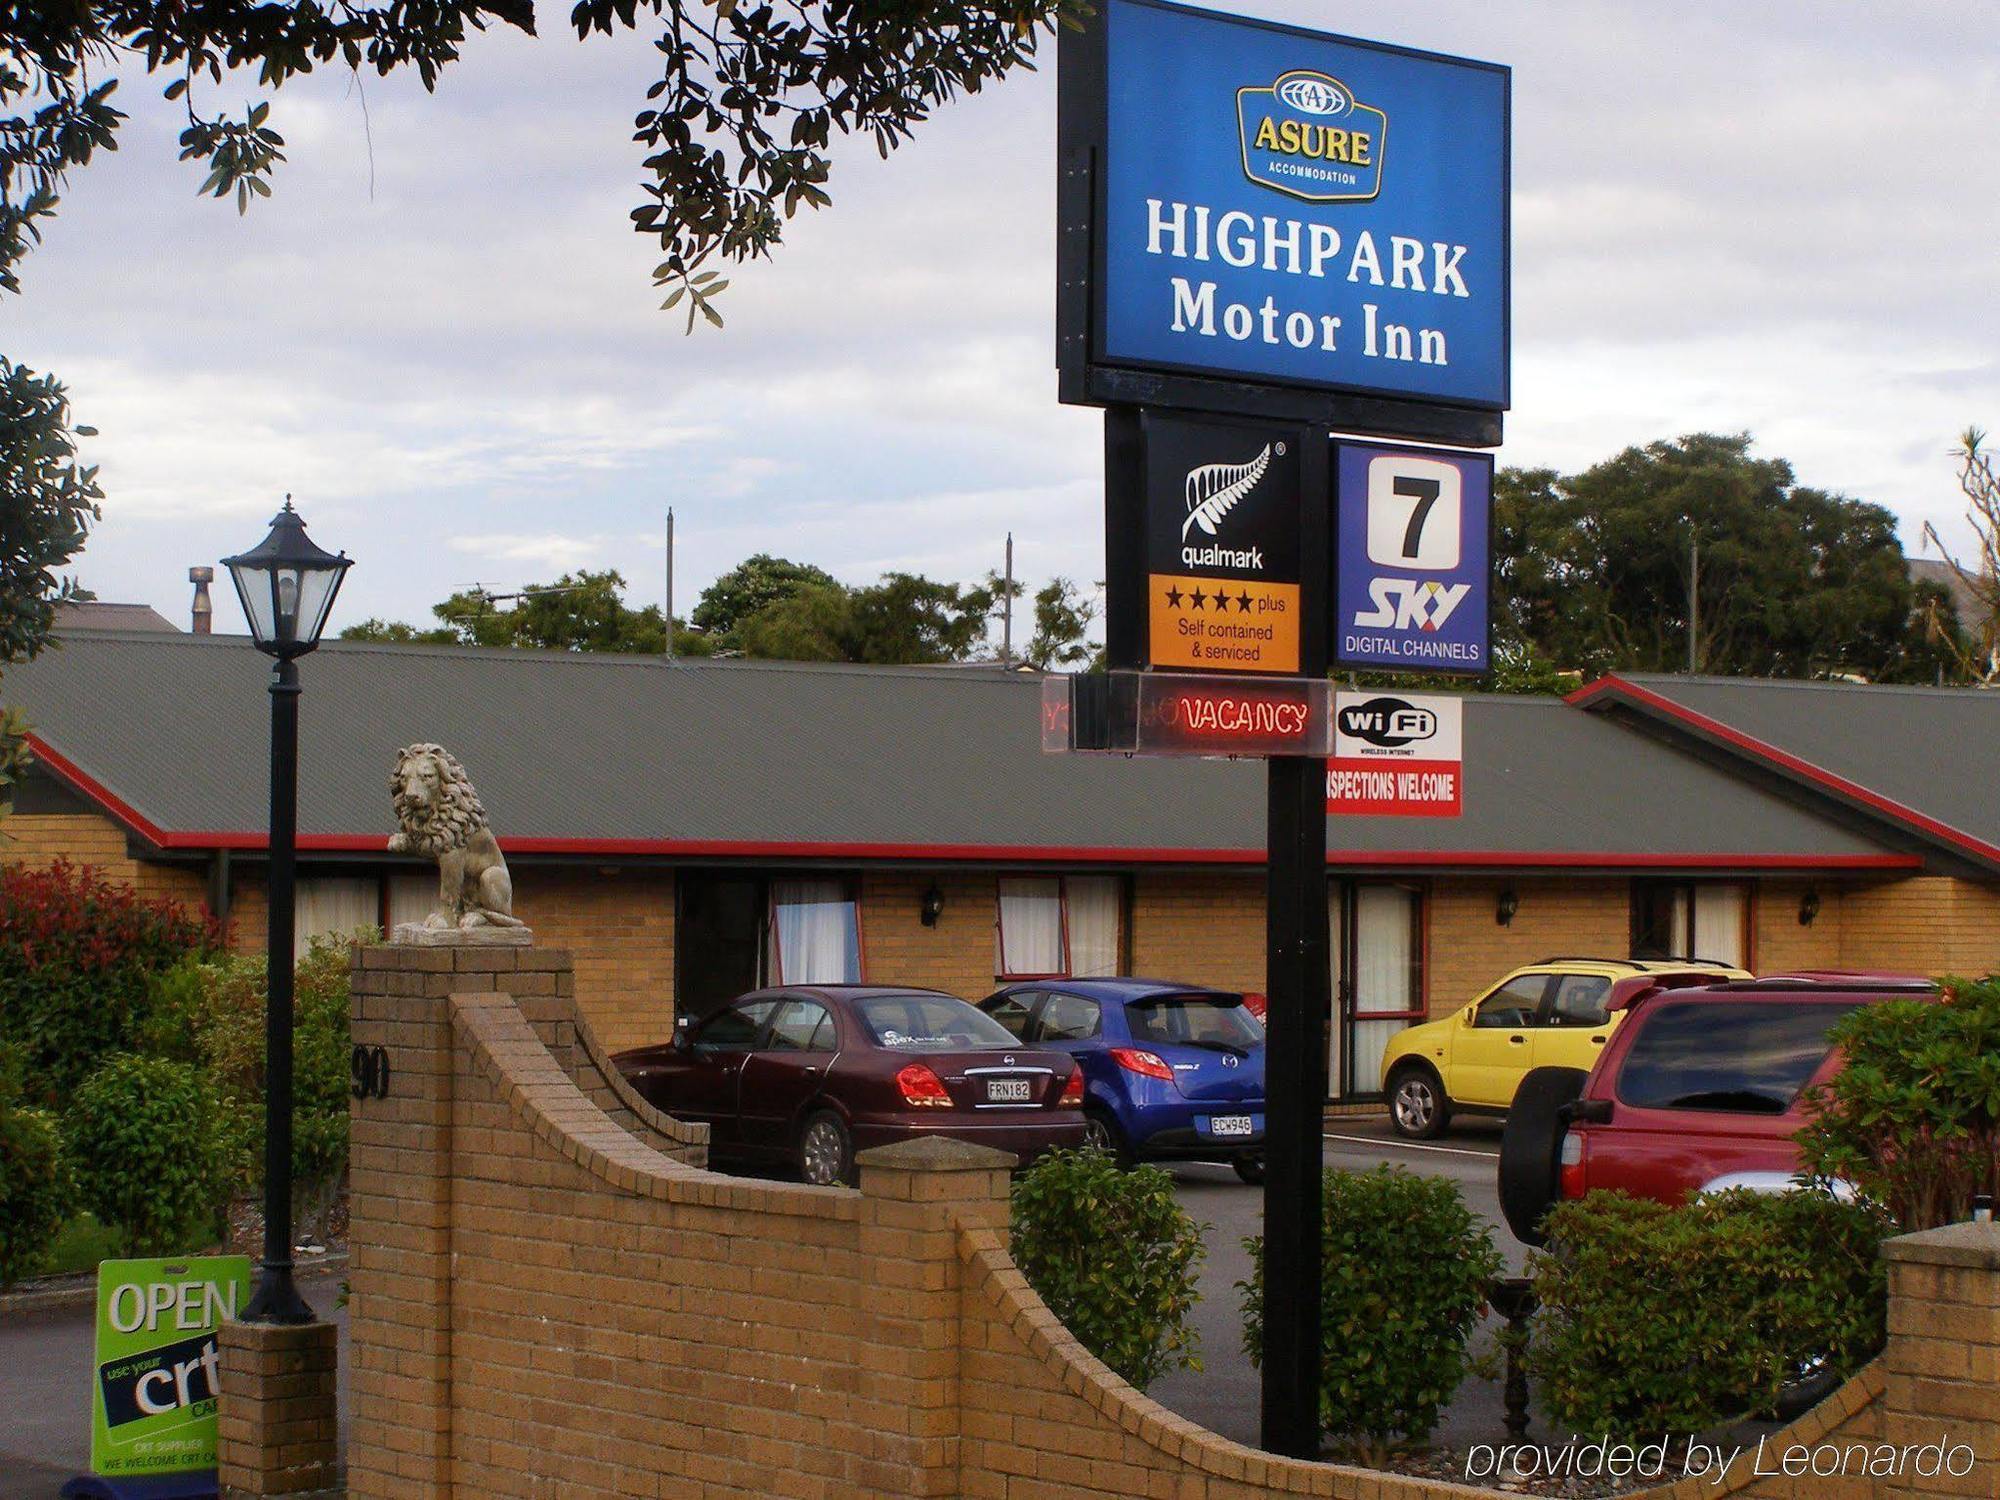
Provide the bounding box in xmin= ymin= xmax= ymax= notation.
xmin=1615 ymin=1000 xmax=1861 ymax=1114
xmin=858 ymin=995 xmax=1019 ymax=1051
xmin=1126 ymin=994 xmax=1263 ymax=1049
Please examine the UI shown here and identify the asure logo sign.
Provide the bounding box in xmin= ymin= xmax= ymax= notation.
xmin=1236 ymin=69 xmax=1387 ymax=203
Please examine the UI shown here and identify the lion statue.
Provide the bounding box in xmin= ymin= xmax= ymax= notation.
xmin=387 ymin=744 xmax=526 ymax=931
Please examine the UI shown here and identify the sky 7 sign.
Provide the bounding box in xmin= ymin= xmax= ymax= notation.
xmin=1333 ymin=441 xmax=1492 ymax=674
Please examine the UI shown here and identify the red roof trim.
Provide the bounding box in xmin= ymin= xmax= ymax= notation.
xmin=24 ymin=732 xmax=1920 ymax=873
xmin=1568 ymin=676 xmax=2000 ymax=866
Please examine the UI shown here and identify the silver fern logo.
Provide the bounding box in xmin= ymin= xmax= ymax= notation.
xmin=1181 ymin=440 xmax=1283 ymax=570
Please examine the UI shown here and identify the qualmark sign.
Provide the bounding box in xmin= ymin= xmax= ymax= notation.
xmin=1070 ymin=0 xmax=1510 ymax=410
xmin=1327 ymin=691 xmax=1462 ymax=817
xmin=1142 ymin=412 xmax=1302 ymax=674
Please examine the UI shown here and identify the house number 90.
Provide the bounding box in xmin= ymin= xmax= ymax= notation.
xmin=350 ymin=1044 xmax=391 ymax=1101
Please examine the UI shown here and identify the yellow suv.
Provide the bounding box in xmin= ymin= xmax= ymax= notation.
xmin=1380 ymin=957 xmax=1750 ymax=1139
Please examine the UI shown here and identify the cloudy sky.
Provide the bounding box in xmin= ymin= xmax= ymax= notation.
xmin=5 ymin=2 xmax=1997 ymax=641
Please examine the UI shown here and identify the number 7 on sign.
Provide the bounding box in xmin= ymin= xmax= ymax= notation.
xmin=1365 ymin=455 xmax=1462 ymax=570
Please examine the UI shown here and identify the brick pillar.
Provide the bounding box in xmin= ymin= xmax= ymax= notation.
xmin=344 ymin=940 xmax=575 ymax=1500
xmin=853 ymin=1137 xmax=1015 ymax=1499
xmin=216 ymin=1320 xmax=338 ymax=1497
xmin=1881 ymin=1219 xmax=2000 ymax=1499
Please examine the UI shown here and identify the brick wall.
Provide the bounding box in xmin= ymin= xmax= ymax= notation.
xmin=1753 ymin=878 xmax=1844 ymax=975
xmin=329 ymin=943 xmax=1991 ymax=1500
xmin=0 ymin=810 xmax=140 ymax=874
xmin=862 ymin=870 xmax=1003 ymax=1001
xmin=509 ymin=866 xmax=675 ymax=1052
xmin=1841 ymin=878 xmax=2000 ymax=977
xmin=1424 ymin=878 xmax=1632 ymax=1018
xmin=1129 ymin=870 xmax=1268 ymax=993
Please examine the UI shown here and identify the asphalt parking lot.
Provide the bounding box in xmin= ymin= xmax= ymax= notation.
xmin=0 ymin=1120 xmax=1517 ymax=1494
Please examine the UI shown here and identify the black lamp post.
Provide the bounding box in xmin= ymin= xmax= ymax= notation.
xmin=223 ymin=500 xmax=351 ymax=1324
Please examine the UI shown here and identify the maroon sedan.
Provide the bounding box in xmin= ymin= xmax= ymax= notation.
xmin=614 ymin=985 xmax=1088 ymax=1186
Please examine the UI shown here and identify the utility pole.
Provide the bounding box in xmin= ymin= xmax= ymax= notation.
xmin=1688 ymin=533 xmax=1700 ymax=673
xmin=664 ymin=507 xmax=676 ymax=662
xmin=1002 ymin=532 xmax=1015 ymax=666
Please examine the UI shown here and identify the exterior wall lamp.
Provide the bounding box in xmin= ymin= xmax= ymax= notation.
xmin=920 ymin=881 xmax=946 ymax=928
xmin=1495 ymin=887 xmax=1519 ymax=927
xmin=1799 ymin=888 xmax=1821 ymax=926
xmin=222 ymin=500 xmax=351 ymax=1325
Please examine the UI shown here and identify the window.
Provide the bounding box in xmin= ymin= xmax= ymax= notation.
xmin=1550 ymin=975 xmax=1612 ymax=1027
xmin=1035 ymin=992 xmax=1102 ymax=1042
xmin=983 ymin=991 xmax=1039 ymax=1039
xmin=1126 ymin=994 xmax=1262 ymax=1050
xmin=769 ymin=879 xmax=862 ymax=985
xmin=858 ymin=995 xmax=1018 ymax=1051
xmin=766 ymin=1000 xmax=835 ymax=1053
xmin=1474 ymin=975 xmax=1547 ymax=1028
xmin=694 ymin=1000 xmax=779 ymax=1054
xmin=1632 ymin=881 xmax=1749 ymax=968
xmin=1330 ymin=881 xmax=1427 ymax=1096
xmin=1616 ymin=1001 xmax=1861 ymax=1114
xmin=293 ymin=877 xmax=380 ymax=957
xmin=995 ymin=875 xmax=1124 ymax=979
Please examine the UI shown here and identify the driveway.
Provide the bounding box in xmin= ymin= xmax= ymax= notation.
xmin=1148 ymin=1114 xmax=1527 ymax=1450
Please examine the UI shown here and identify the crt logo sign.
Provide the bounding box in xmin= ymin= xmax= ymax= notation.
xmin=1335 ymin=442 xmax=1492 ymax=674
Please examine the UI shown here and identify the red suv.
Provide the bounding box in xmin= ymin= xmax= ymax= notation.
xmin=1498 ymin=976 xmax=1935 ymax=1244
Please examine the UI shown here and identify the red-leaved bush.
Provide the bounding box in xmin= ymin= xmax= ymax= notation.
xmin=0 ymin=861 xmax=216 ymax=1103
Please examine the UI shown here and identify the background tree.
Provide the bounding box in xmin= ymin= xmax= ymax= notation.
xmin=690 ymin=554 xmax=839 ymax=643
xmin=0 ymin=359 xmax=100 ymax=813
xmin=1495 ymin=433 xmax=1945 ymax=684
xmin=1024 ymin=577 xmax=1097 ymax=670
xmin=342 ymin=569 xmax=708 ymax=654
xmin=0 ymin=1 xmax=1084 ymax=318
xmin=1917 ymin=428 xmax=2000 ymax=684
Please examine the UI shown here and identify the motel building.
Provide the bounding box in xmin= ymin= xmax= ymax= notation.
xmin=6 ymin=624 xmax=2000 ymax=1101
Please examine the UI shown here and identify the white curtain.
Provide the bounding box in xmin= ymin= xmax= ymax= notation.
xmin=770 ymin=879 xmax=860 ymax=984
xmin=293 ymin=877 xmax=379 ymax=958
xmin=1693 ymin=884 xmax=1747 ymax=967
xmin=1326 ymin=884 xmax=1347 ymax=1092
xmin=386 ymin=873 xmax=436 ymax=934
xmin=997 ymin=877 xmax=1065 ymax=976
xmin=1349 ymin=885 xmax=1418 ymax=1095
xmin=1065 ymin=877 xmax=1122 ymax=977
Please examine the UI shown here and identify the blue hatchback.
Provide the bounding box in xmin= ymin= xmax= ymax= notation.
xmin=978 ymin=978 xmax=1267 ymax=1183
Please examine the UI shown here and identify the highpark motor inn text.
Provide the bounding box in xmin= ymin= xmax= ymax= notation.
xmin=1144 ymin=200 xmax=1474 ymax=369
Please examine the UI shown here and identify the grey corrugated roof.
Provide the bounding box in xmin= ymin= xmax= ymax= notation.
xmin=0 ymin=632 xmax=1904 ymax=868
xmin=54 ymin=601 xmax=178 ymax=633
xmin=1597 ymin=673 xmax=2000 ymax=864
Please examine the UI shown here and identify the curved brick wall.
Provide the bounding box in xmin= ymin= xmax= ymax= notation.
xmin=332 ymin=943 xmax=1980 ymax=1500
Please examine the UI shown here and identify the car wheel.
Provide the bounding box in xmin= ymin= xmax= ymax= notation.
xmin=1081 ymin=1109 xmax=1132 ymax=1169
xmin=1231 ymin=1153 xmax=1265 ymax=1185
xmin=1387 ymin=1065 xmax=1451 ymax=1140
xmin=797 ymin=1109 xmax=853 ymax=1188
xmin=1498 ymin=1067 xmax=1587 ymax=1247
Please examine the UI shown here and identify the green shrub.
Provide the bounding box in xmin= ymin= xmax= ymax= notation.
xmin=1798 ymin=976 xmax=2000 ymax=1229
xmin=1009 ymin=1147 xmax=1206 ymax=1389
xmin=0 ymin=860 xmax=214 ymax=1103
xmin=1529 ymin=1189 xmax=1890 ymax=1443
xmin=1241 ymin=1166 xmax=1501 ymax=1455
xmin=136 ymin=935 xmax=356 ymax=1224
xmin=0 ymin=1044 xmax=71 ymax=1284
xmin=63 ymin=1053 xmax=224 ymax=1254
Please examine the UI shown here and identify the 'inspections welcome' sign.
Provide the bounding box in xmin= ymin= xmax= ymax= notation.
xmin=1068 ymin=0 xmax=1509 ymax=412
xmin=90 ymin=1255 xmax=252 ymax=1479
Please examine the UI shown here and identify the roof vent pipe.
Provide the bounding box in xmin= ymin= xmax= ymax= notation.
xmin=189 ymin=565 xmax=214 ymax=634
